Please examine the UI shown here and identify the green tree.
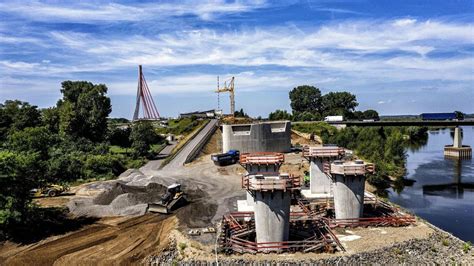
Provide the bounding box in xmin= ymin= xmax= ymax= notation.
xmin=268 ymin=109 xmax=292 ymax=121
xmin=293 ymin=111 xmax=321 ymax=121
xmin=108 ymin=126 xmax=132 ymax=147
xmin=454 ymin=111 xmax=464 ymax=120
xmin=6 ymin=127 xmax=57 ymax=158
xmin=321 ymin=92 xmax=358 ymax=117
xmin=130 ymin=121 xmax=161 ymax=157
xmin=234 ymin=108 xmax=248 ymax=118
xmin=0 ymin=151 xmax=42 ymax=228
xmin=362 ymin=109 xmax=379 ymax=120
xmin=42 ymin=107 xmax=60 ymax=133
xmin=0 ymin=100 xmax=42 ymax=141
xmin=57 ymin=81 xmax=111 ymax=142
xmin=289 ymin=85 xmax=322 ymax=114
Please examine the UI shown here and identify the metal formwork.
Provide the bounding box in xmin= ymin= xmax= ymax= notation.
xmin=242 ymin=173 xmax=300 ymax=192
xmin=240 ymin=152 xmax=285 ymax=166
xmin=219 ymin=212 xmax=343 ymax=254
xmin=323 ymin=162 xmax=375 ymax=175
xmin=302 ymin=146 xmax=345 ymax=159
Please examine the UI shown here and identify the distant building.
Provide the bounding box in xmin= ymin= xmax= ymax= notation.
xmin=179 ymin=109 xmax=221 ymax=119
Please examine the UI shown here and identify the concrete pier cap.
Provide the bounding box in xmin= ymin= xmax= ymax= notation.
xmin=302 ymin=145 xmax=345 ymax=194
xmin=329 ymin=159 xmax=375 ymax=219
xmin=222 ymin=121 xmax=291 ymax=153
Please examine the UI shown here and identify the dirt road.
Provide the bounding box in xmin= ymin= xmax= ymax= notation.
xmin=1 ymin=214 xmax=176 ymax=266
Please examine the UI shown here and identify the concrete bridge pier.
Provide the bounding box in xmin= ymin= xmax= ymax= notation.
xmin=302 ymin=146 xmax=345 ymax=196
xmin=444 ymin=126 xmax=472 ymax=159
xmin=329 ymin=160 xmax=375 ymax=219
xmin=310 ymin=159 xmax=333 ymax=194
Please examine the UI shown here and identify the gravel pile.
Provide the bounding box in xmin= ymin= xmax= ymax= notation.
xmin=68 ymin=170 xmax=166 ymax=217
xmin=148 ymin=229 xmax=473 ymax=265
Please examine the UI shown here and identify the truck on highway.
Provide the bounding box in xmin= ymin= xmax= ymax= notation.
xmin=211 ymin=150 xmax=240 ymax=166
xmin=324 ymin=115 xmax=344 ymax=122
xmin=420 ymin=112 xmax=457 ymax=121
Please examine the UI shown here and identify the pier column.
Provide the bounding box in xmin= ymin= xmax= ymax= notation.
xmin=302 ymin=146 xmax=345 ymax=195
xmin=310 ymin=159 xmax=332 ymax=194
xmin=444 ymin=127 xmax=471 ymax=159
xmin=330 ymin=160 xmax=375 ymax=219
xmin=453 ymin=127 xmax=462 ymax=148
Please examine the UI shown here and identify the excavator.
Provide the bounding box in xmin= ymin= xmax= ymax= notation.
xmin=30 ymin=184 xmax=69 ymax=198
xmin=147 ymin=183 xmax=187 ymax=214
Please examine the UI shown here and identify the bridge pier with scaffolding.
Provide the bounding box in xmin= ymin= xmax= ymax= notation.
xmin=302 ymin=146 xmax=345 ymax=195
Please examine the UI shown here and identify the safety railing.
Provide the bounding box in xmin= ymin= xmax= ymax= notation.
xmin=240 ymin=152 xmax=285 ymax=165
xmin=323 ymin=162 xmax=375 ymax=175
xmin=327 ymin=215 xmax=416 ymax=228
xmin=303 ymin=146 xmax=345 ymax=158
xmin=242 ymin=174 xmax=300 ymax=191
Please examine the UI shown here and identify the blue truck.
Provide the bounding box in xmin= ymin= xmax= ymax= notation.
xmin=420 ymin=112 xmax=457 ymax=121
xmin=211 ymin=150 xmax=240 ymax=166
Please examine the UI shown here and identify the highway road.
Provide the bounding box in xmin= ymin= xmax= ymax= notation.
xmin=162 ymin=119 xmax=218 ymax=171
xmin=293 ymin=119 xmax=474 ymax=127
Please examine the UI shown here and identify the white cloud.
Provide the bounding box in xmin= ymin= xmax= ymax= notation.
xmin=1 ymin=18 xmax=473 ymax=99
xmin=0 ymin=0 xmax=267 ymax=22
xmin=24 ymin=19 xmax=471 ymax=84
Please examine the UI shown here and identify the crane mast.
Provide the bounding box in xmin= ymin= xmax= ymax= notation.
xmin=215 ymin=76 xmax=235 ymax=116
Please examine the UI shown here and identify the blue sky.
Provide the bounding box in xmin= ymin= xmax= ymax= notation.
xmin=1 ymin=0 xmax=473 ymax=118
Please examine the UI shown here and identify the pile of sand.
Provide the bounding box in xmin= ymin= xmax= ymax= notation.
xmin=68 ymin=170 xmax=166 ymax=217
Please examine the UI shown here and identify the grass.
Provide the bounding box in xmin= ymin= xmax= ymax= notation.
xmin=292 ymin=121 xmax=337 ymax=136
xmin=442 ymin=239 xmax=450 ymax=246
xmin=109 ymin=145 xmax=130 ymax=154
xmin=151 ymin=142 xmax=167 ymax=154
xmin=463 ymin=241 xmax=472 ymax=253
xmin=155 ymin=118 xmax=201 ymax=135
xmin=178 ymin=242 xmax=187 ymax=251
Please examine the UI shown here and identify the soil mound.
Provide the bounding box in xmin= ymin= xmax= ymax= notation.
xmin=68 ymin=170 xmax=167 ymax=217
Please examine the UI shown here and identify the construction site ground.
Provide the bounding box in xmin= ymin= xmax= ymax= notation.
xmin=1 ymin=129 xmax=470 ymax=265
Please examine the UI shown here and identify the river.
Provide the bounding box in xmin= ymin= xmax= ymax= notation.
xmin=389 ymin=126 xmax=474 ymax=243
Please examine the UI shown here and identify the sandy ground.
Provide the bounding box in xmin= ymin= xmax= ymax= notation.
xmin=173 ymin=220 xmax=434 ymax=262
xmin=0 ymin=215 xmax=177 ymax=266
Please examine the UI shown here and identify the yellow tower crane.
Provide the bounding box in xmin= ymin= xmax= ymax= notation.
xmin=215 ymin=76 xmax=235 ymax=116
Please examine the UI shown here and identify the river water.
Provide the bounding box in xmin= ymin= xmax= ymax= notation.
xmin=389 ymin=126 xmax=474 ymax=242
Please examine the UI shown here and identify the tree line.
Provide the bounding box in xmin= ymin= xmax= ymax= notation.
xmin=0 ymin=81 xmax=164 ymax=239
xmin=269 ymin=85 xmax=379 ymax=121
xmin=293 ymin=122 xmax=428 ymax=196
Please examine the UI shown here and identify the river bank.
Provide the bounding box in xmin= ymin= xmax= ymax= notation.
xmin=149 ymin=218 xmax=473 ymax=265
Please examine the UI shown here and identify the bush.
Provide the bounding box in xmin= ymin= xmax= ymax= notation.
xmin=108 ymin=126 xmax=131 ymax=147
xmin=0 ymin=151 xmax=42 ymax=231
xmin=83 ymin=154 xmax=126 ymax=180
xmin=130 ymin=121 xmax=163 ymax=157
xmin=268 ymin=109 xmax=292 ymax=121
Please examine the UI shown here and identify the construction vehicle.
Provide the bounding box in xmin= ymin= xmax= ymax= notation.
xmin=211 ymin=150 xmax=240 ymax=166
xmin=148 ymin=183 xmax=187 ymax=214
xmin=30 ymin=184 xmax=69 ymax=197
xmin=215 ymin=76 xmax=235 ymax=116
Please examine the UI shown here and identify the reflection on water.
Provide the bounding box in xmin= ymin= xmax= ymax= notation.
xmin=389 ymin=127 xmax=474 ymax=242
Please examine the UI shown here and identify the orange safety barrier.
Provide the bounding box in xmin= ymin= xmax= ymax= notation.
xmin=240 ymin=152 xmax=285 ymax=165
xmin=241 ymin=174 xmax=300 ymax=191
xmin=302 ymin=146 xmax=344 ymax=158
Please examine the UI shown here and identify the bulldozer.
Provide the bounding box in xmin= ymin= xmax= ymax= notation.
xmin=30 ymin=184 xmax=69 ymax=198
xmin=147 ymin=183 xmax=187 ymax=214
